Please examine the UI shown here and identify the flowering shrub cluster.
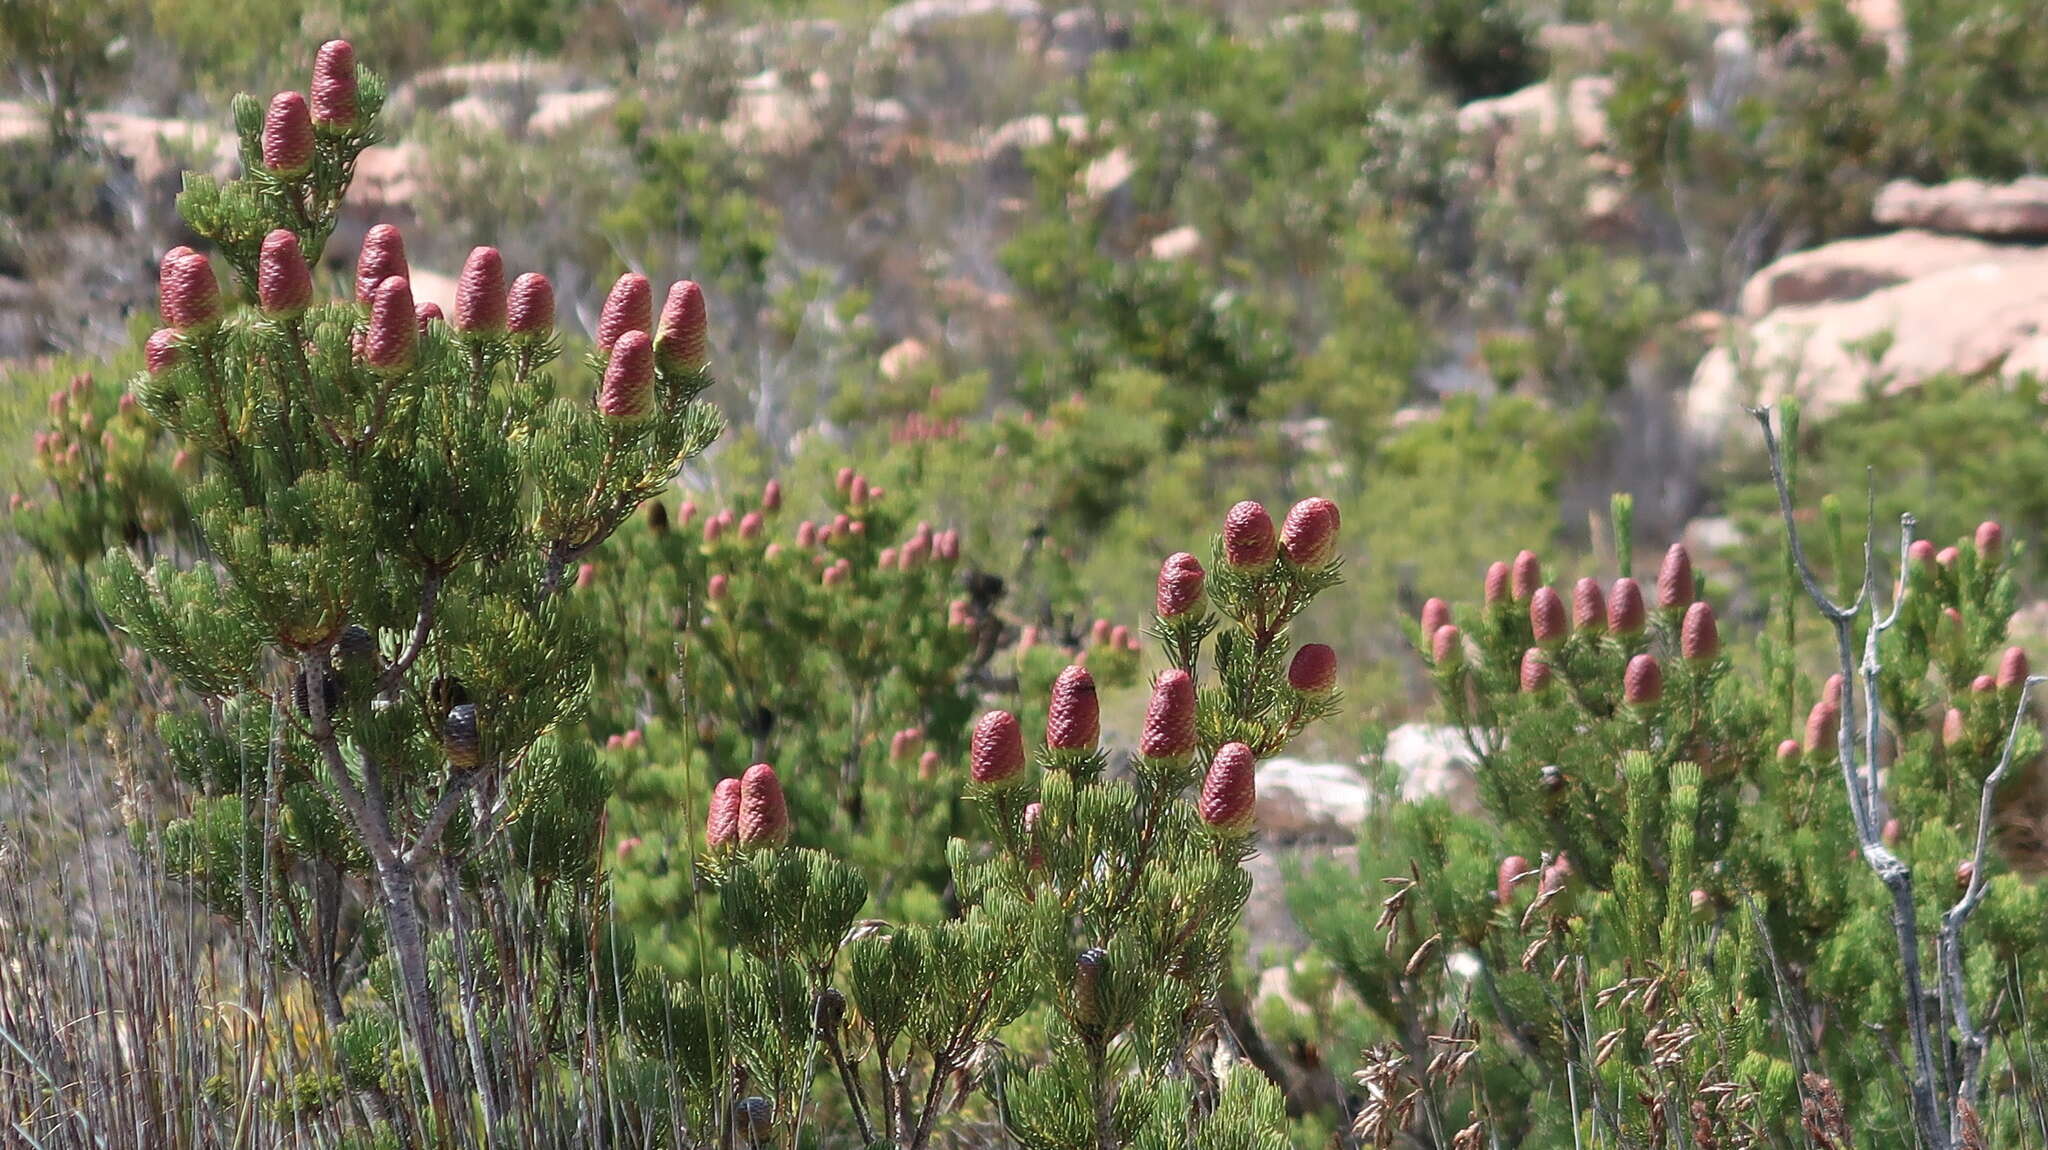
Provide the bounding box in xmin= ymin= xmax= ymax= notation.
xmin=582 ymin=462 xmax=1149 ymax=959
xmin=23 ymin=38 xmax=1351 ymax=1149
xmin=618 ymin=492 xmax=1346 ymax=1150
xmin=92 ymin=38 xmax=722 ymax=1130
xmin=1293 ymin=466 xmax=2048 ymax=1147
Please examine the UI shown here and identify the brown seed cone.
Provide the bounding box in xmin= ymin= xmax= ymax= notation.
xmin=454 ymin=246 xmax=507 ymax=333
xmin=704 ymin=778 xmax=742 ymax=847
xmin=1431 ymin=624 xmax=1463 ymax=668
xmin=159 ymin=251 xmax=220 ymax=330
xmin=1280 ymin=496 xmax=1340 ymax=567
xmin=1199 ymin=742 xmax=1257 ymax=833
xmin=1943 ymin=707 xmax=1967 ymax=749
xmin=311 ymin=40 xmax=358 ymax=127
xmin=354 ymin=224 xmax=409 ymax=305
xmin=145 ymin=329 xmax=181 ymax=374
xmin=508 ymin=272 xmax=556 ymax=337
xmin=970 ymin=710 xmax=1027 ymax=785
xmin=1529 ymin=586 xmax=1567 ymax=646
xmin=262 ymin=91 xmax=314 ymax=175
xmin=1519 ymin=648 xmax=1552 ymax=693
xmin=290 ymin=665 xmax=341 ymax=719
xmin=1288 ymin=644 xmax=1337 ymax=693
xmin=363 ymin=276 xmax=417 ymax=372
xmin=1607 ymin=577 xmax=1647 ymax=635
xmin=1680 ymin=601 xmax=1719 ymax=663
xmin=1571 ymin=577 xmax=1606 ymax=632
xmin=443 ymin=704 xmax=480 ymax=768
xmin=1156 ymin=552 xmax=1206 ymax=617
xmin=1496 ymin=855 xmax=1530 ymax=906
xmin=1483 ymin=561 xmax=1510 ymax=606
xmin=1806 ymin=701 xmax=1840 ymax=755
xmin=598 ymin=330 xmax=656 ymax=422
xmin=1977 ymin=520 xmax=2004 ymax=563
xmin=1657 ymin=543 xmax=1694 ymax=609
xmin=1510 ymin=550 xmax=1541 ymax=603
xmin=1045 ymin=665 xmax=1100 ymax=750
xmin=1074 ymin=948 xmax=1108 ymax=1025
xmin=1139 ymin=669 xmax=1198 ymax=759
xmin=415 ymin=301 xmax=442 ymax=330
xmin=737 ymin=763 xmax=791 ymax=847
xmin=1623 ymin=654 xmax=1663 ymax=706
xmin=257 ymin=229 xmax=312 ymax=317
xmin=154 ymin=247 xmax=195 ymax=330
xmin=656 ymin=279 xmax=709 ymax=372
xmin=1999 ymin=646 xmax=2030 ymax=692
xmin=1223 ymin=500 xmax=1277 ymax=567
xmin=734 ymin=1097 xmax=775 ymax=1139
xmin=597 ymin=272 xmax=652 ymax=352
xmin=1420 ymin=597 xmax=1452 ymax=637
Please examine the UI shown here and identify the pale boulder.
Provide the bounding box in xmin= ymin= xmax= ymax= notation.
xmin=393 ymin=59 xmax=576 ymax=114
xmin=722 ymin=71 xmax=822 ymax=156
xmin=1874 ymin=178 xmax=2048 ymax=240
xmin=528 ymin=90 xmax=618 ymax=136
xmin=406 ymin=270 xmax=460 ymax=317
xmin=83 ymin=112 xmax=236 ymax=187
xmin=873 ymin=0 xmax=1044 ymax=45
xmin=2003 ymin=335 xmax=2048 ymax=383
xmin=1737 ymin=230 xmax=2002 ymax=318
xmin=1383 ymin=723 xmax=1483 ymax=813
xmin=1688 ymin=248 xmax=2048 ymax=444
xmin=1254 ymin=760 xmax=1373 ymax=842
xmin=1457 ymin=76 xmax=1614 ymax=157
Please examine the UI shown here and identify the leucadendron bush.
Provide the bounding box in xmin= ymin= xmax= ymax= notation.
xmin=3 ymin=38 xmax=1350 ymax=1150
xmin=584 ymin=468 xmax=1152 ymax=970
xmin=1291 ymin=433 xmax=2048 ymax=1146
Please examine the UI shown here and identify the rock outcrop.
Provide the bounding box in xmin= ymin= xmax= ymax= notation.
xmin=1736 ymin=230 xmax=2002 ymax=318
xmin=1254 ymin=760 xmax=1373 ymax=843
xmin=1874 ymin=178 xmax=2048 ymax=241
xmin=1457 ymin=76 xmax=1614 ymax=157
xmin=1688 ymin=247 xmax=2048 ymax=441
xmin=1688 ymin=176 xmax=2048 ymax=446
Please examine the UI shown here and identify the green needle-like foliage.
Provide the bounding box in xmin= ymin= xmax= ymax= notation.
xmin=56 ymin=39 xmax=1330 ymax=1150
xmin=87 ymin=36 xmax=725 ymax=1134
xmin=1295 ymin=460 xmax=2048 ymax=1146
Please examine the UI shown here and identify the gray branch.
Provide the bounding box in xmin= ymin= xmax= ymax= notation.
xmin=1750 ymin=405 xmax=1948 ymax=1150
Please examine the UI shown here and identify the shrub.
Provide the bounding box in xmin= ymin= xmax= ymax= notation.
xmin=93 ymin=35 xmax=723 ymax=1121
xmin=1352 ymin=0 xmax=1546 ymax=103
xmin=34 ymin=40 xmax=1344 ymax=1148
xmin=1292 ymin=428 xmax=2048 ymax=1143
xmin=586 ymin=469 xmax=1147 ymax=961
